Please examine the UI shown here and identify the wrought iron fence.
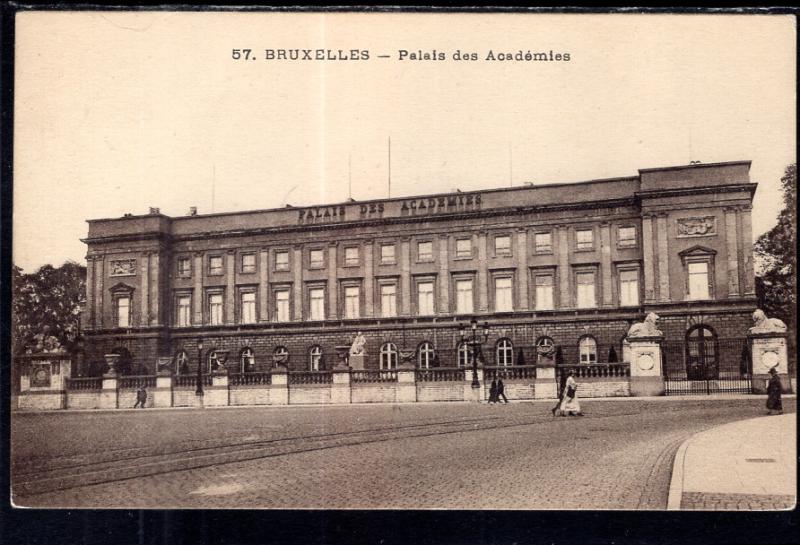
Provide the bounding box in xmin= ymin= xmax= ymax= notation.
xmin=289 ymin=371 xmax=333 ymax=385
xmin=118 ymin=375 xmax=157 ymax=389
xmin=65 ymin=377 xmax=103 ymax=391
xmin=351 ymin=370 xmax=398 ymax=383
xmin=229 ymin=372 xmax=272 ymax=386
xmin=662 ymin=338 xmax=752 ymax=395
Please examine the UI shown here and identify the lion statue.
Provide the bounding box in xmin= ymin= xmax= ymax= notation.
xmin=749 ymin=309 xmax=787 ymax=334
xmin=627 ymin=312 xmax=663 ymax=338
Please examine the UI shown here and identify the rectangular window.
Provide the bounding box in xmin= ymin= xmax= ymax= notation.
xmin=455 ymin=238 xmax=472 ymax=258
xmin=208 ymin=256 xmax=223 ymax=275
xmin=344 ymin=286 xmax=360 ymax=319
xmin=241 ymin=253 xmax=256 ymax=273
xmin=494 ymin=235 xmax=511 ymax=256
xmin=494 ymin=277 xmax=513 ymax=312
xmin=534 ymin=232 xmax=552 ymax=254
xmin=576 ymin=229 xmax=594 ymax=250
xmin=344 ymin=246 xmax=359 ymax=266
xmin=380 ymin=244 xmax=395 ymax=264
xmin=534 ymin=274 xmax=554 ymax=311
xmin=576 ymin=271 xmax=597 ymax=308
xmin=417 ymin=281 xmax=435 ymax=316
xmin=417 ymin=241 xmax=433 ymax=262
xmin=177 ymin=257 xmax=191 ymax=277
xmin=176 ymin=295 xmax=191 ymax=326
xmin=116 ymin=296 xmax=130 ymax=327
xmin=309 ymin=249 xmax=325 ymax=269
xmin=309 ymin=287 xmax=325 ymax=321
xmin=275 ymin=290 xmax=290 ymax=322
xmin=380 ymin=284 xmax=397 ymax=318
xmin=619 ymin=269 xmax=639 ymax=307
xmin=208 ymin=293 xmax=224 ymax=325
xmin=240 ymin=291 xmax=256 ymax=323
xmin=455 ymin=279 xmax=474 ymax=315
xmin=688 ymin=262 xmax=710 ymax=300
xmin=275 ymin=251 xmax=289 ymax=271
xmin=618 ymin=226 xmax=637 ymax=248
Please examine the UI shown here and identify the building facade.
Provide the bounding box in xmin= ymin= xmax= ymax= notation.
xmin=81 ymin=161 xmax=758 ymax=379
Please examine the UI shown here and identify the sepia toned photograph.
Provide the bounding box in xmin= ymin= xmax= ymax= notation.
xmin=8 ymin=10 xmax=796 ymax=512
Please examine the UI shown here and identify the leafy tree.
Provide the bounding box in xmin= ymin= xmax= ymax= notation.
xmin=754 ymin=163 xmax=796 ymax=327
xmin=11 ymin=261 xmax=86 ymax=356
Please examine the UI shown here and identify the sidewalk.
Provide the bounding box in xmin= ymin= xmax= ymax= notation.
xmin=668 ymin=412 xmax=796 ymax=510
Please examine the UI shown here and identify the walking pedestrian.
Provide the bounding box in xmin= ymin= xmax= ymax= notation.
xmin=489 ymin=378 xmax=498 ymax=403
xmin=766 ymin=367 xmax=783 ymax=415
xmin=496 ymin=378 xmax=509 ymax=403
xmin=133 ymin=385 xmax=147 ymax=409
xmin=553 ymin=370 xmax=582 ymax=416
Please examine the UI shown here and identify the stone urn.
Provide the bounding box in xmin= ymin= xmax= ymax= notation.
xmin=103 ymin=353 xmax=121 ymax=377
xmin=212 ymin=350 xmax=230 ymax=375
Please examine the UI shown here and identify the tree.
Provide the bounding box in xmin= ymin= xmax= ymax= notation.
xmin=754 ymin=163 xmax=796 ymax=327
xmin=12 ymin=261 xmax=86 ymax=356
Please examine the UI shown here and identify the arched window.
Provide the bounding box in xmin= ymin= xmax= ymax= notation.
xmin=309 ymin=345 xmax=323 ymax=371
xmin=207 ymin=350 xmax=219 ymax=373
xmin=240 ymin=347 xmax=255 ymax=373
xmin=686 ymin=325 xmax=718 ymax=380
xmin=457 ymin=341 xmax=474 ymax=368
xmin=417 ymin=342 xmax=435 ymax=369
xmin=174 ymin=350 xmax=190 ymax=375
xmin=380 ymin=342 xmax=398 ymax=369
xmin=579 ymin=336 xmax=597 ymax=364
xmin=495 ymin=338 xmax=514 ymax=367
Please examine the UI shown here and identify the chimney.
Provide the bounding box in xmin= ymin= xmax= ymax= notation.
xmin=189 ymin=206 xmax=197 ymax=216
xmin=148 ymin=207 xmax=160 ymax=215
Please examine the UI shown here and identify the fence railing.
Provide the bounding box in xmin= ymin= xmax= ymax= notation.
xmin=662 ymin=338 xmax=750 ymax=380
xmin=484 ymin=365 xmax=537 ymax=381
xmin=65 ymin=377 xmax=103 ymax=391
xmin=556 ymin=363 xmax=630 ymax=380
xmin=118 ymin=375 xmax=157 ymax=389
xmin=174 ymin=375 xmax=212 ymax=388
xmin=289 ymin=371 xmax=333 ymax=385
xmin=229 ymin=372 xmax=272 ymax=386
xmin=416 ymin=367 xmax=464 ymax=382
xmin=351 ymin=370 xmax=397 ymax=383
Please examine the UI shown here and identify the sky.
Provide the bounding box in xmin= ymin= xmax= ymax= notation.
xmin=13 ymin=12 xmax=796 ymax=272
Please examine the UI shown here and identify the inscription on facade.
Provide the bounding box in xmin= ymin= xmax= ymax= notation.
xmin=677 ymin=216 xmax=716 ymax=237
xmin=109 ymin=259 xmax=137 ymax=276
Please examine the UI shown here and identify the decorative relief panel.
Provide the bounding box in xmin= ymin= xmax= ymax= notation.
xmin=677 ymin=216 xmax=716 ymax=238
xmin=109 ymin=259 xmax=137 ymax=277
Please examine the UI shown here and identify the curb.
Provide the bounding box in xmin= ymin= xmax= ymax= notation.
xmin=667 ymin=434 xmax=691 ymax=510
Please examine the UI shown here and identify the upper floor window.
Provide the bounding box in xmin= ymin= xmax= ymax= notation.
xmin=617 ymin=226 xmax=637 ymax=248
xmin=208 ymin=255 xmax=223 ymax=275
xmin=309 ymin=287 xmax=325 ymax=320
xmin=496 ymin=338 xmax=514 ymax=366
xmin=534 ymin=273 xmax=555 ymax=311
xmin=417 ymin=241 xmax=433 ymax=262
xmin=241 ymin=253 xmax=256 ymax=273
xmin=176 ymin=294 xmax=192 ymax=327
xmin=455 ymin=238 xmax=472 ymax=258
xmin=380 ymin=283 xmax=397 ymax=318
xmin=494 ymin=277 xmax=513 ymax=312
xmin=380 ymin=243 xmax=396 ymax=264
xmin=576 ymin=229 xmax=594 ymax=251
xmin=240 ymin=291 xmax=256 ymax=324
xmin=579 ymin=336 xmax=597 ymax=364
xmin=688 ymin=262 xmax=710 ymax=300
xmin=417 ymin=281 xmax=435 ymax=316
xmin=177 ymin=257 xmax=191 ymax=277
xmin=309 ymin=249 xmax=325 ymax=269
xmin=494 ymin=235 xmax=512 ymax=256
xmin=275 ymin=251 xmax=290 ymax=271
xmin=576 ymin=271 xmax=597 ymax=309
xmin=619 ymin=269 xmax=639 ymax=307
xmin=275 ymin=289 xmax=290 ymax=322
xmin=679 ymin=246 xmax=716 ymax=301
xmin=344 ymin=285 xmax=360 ymax=319
xmin=380 ymin=342 xmax=398 ymax=370
xmin=534 ymin=232 xmax=552 ymax=254
xmin=208 ymin=293 xmax=224 ymax=325
xmin=418 ymin=342 xmax=435 ymax=369
xmin=455 ymin=278 xmax=474 ymax=315
xmin=115 ymin=295 xmax=131 ymax=327
xmin=344 ymin=246 xmax=359 ymax=266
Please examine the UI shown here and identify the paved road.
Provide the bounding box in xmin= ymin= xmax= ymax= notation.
xmin=11 ymin=398 xmax=795 ymax=509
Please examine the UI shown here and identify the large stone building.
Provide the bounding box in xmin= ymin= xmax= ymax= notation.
xmin=81 ymin=161 xmax=757 ymax=379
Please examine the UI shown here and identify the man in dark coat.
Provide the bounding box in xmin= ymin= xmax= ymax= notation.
xmin=496 ymin=378 xmax=509 ymax=403
xmin=133 ymin=385 xmax=148 ymax=409
xmin=488 ymin=379 xmax=498 ymax=403
xmin=766 ymin=367 xmax=783 ymax=415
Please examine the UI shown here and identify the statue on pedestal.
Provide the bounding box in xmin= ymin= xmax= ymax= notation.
xmin=348 ymin=332 xmax=367 ymax=370
xmin=627 ymin=313 xmax=663 ymax=338
xmin=749 ymin=309 xmax=787 ymax=335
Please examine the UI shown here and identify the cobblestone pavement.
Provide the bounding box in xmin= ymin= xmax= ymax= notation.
xmin=11 ymin=398 xmax=795 ymax=509
xmin=681 ymin=492 xmax=796 ymax=510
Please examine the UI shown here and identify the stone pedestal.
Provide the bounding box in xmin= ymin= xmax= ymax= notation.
xmin=99 ymin=375 xmax=119 ymax=409
xmin=464 ymin=367 xmax=483 ymax=402
xmin=331 ymin=369 xmax=352 ymax=404
xmin=396 ymin=365 xmax=417 ymax=403
xmin=749 ymin=333 xmax=790 ymax=394
xmin=154 ymin=372 xmax=173 ymax=408
xmin=205 ymin=368 xmax=230 ymax=407
xmin=16 ymin=353 xmax=71 ymax=410
xmin=534 ymin=365 xmax=557 ymax=399
xmin=270 ymin=365 xmax=289 ymax=405
xmin=627 ymin=336 xmax=664 ymax=397
xmin=348 ymin=353 xmax=366 ymax=370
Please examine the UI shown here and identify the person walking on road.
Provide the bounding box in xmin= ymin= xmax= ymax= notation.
xmin=488 ymin=378 xmax=498 ymax=403
xmin=496 ymin=378 xmax=509 ymax=403
xmin=133 ymin=385 xmax=147 ymax=409
xmin=766 ymin=367 xmax=783 ymax=415
xmin=553 ymin=370 xmax=582 ymax=416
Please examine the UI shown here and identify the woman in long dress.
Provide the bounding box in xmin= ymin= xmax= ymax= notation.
xmin=766 ymin=367 xmax=783 ymax=415
xmin=555 ymin=371 xmax=583 ymax=416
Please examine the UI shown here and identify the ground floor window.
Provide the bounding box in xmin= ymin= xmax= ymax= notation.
xmin=380 ymin=342 xmax=398 ymax=369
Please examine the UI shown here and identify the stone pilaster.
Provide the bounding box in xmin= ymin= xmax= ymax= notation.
xmin=438 ymin=234 xmax=450 ymax=314
xmin=557 ymin=227 xmax=570 ymax=308
xmin=396 ymin=367 xmax=417 ymax=403
xmin=516 ymin=228 xmax=529 ymax=310
xmin=724 ymin=207 xmax=740 ymax=297
xmin=85 ymin=255 xmax=95 ymax=329
xmin=400 ymin=237 xmax=411 ymax=315
xmin=600 ymin=222 xmax=613 ymax=307
xmin=477 ymin=232 xmax=488 ymax=312
xmin=225 ymin=250 xmax=235 ymax=324
xmin=363 ymin=241 xmax=374 ymax=318
xmin=193 ymin=252 xmax=203 ymax=325
xmin=739 ymin=205 xmax=756 ymax=296
xmin=95 ymin=257 xmax=104 ymax=329
xmin=327 ymin=242 xmax=338 ymax=319
xmin=140 ymin=253 xmax=150 ymax=326
xmin=150 ymin=252 xmax=160 ymax=326
xmin=293 ymin=247 xmax=303 ymax=321
xmin=656 ymin=214 xmax=670 ymax=302
xmin=270 ymin=366 xmax=289 ymax=405
xmin=259 ymin=249 xmax=269 ymax=322
xmin=331 ymin=369 xmax=351 ymax=404
xmin=642 ymin=215 xmax=656 ymax=303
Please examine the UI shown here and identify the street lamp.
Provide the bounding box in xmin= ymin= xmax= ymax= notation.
xmin=195 ymin=338 xmax=204 ymax=397
xmin=460 ymin=318 xmax=490 ymax=389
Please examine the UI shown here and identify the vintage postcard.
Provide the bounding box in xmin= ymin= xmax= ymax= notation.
xmin=9 ymin=10 xmax=796 ymax=513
